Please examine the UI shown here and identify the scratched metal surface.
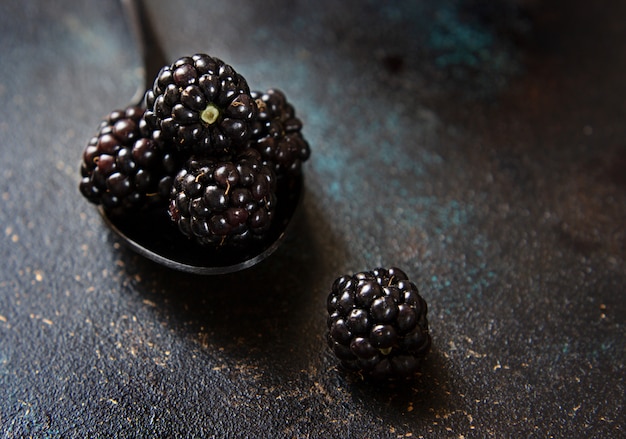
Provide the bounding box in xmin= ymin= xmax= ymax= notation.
xmin=0 ymin=0 xmax=624 ymax=437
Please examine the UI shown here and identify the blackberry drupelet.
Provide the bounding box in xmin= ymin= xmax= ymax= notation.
xmin=79 ymin=106 xmax=179 ymax=213
xmin=143 ymin=53 xmax=258 ymax=157
xmin=250 ymin=89 xmax=310 ymax=176
xmin=168 ymin=149 xmax=277 ymax=247
xmin=326 ymin=267 xmax=431 ymax=380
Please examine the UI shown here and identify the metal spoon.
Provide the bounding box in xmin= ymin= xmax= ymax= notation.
xmin=99 ymin=0 xmax=304 ymax=275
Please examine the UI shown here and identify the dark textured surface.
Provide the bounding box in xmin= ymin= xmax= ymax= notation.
xmin=1 ymin=0 xmax=625 ymax=437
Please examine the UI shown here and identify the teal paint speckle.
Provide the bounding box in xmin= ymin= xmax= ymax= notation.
xmin=423 ymin=0 xmax=528 ymax=92
xmin=328 ymin=180 xmax=341 ymax=198
xmin=429 ymin=9 xmax=495 ymax=69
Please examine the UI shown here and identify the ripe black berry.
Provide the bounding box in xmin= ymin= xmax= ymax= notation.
xmin=79 ymin=106 xmax=179 ymax=213
xmin=249 ymin=89 xmax=310 ymax=176
xmin=143 ymin=54 xmax=257 ymax=157
xmin=326 ymin=267 xmax=431 ymax=379
xmin=168 ymin=149 xmax=277 ymax=247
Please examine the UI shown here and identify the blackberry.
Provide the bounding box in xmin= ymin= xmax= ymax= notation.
xmin=168 ymin=149 xmax=277 ymax=247
xmin=326 ymin=267 xmax=431 ymax=380
xmin=143 ymin=53 xmax=257 ymax=157
xmin=250 ymin=89 xmax=310 ymax=176
xmin=79 ymin=106 xmax=179 ymax=213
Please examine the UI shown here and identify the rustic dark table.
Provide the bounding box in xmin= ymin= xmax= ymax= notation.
xmin=1 ymin=0 xmax=624 ymax=437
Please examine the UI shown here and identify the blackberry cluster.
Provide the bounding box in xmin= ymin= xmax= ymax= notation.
xmin=326 ymin=267 xmax=431 ymax=380
xmin=143 ymin=54 xmax=257 ymax=157
xmin=79 ymin=53 xmax=310 ymax=248
xmin=79 ymin=106 xmax=178 ymax=213
xmin=250 ymin=89 xmax=311 ymax=176
xmin=168 ymin=149 xmax=276 ymax=247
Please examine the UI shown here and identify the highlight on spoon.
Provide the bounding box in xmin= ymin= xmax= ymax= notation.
xmin=120 ymin=0 xmax=168 ymax=104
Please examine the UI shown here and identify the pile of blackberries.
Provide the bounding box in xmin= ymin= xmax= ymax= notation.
xmin=79 ymin=55 xmax=433 ymax=381
xmin=79 ymin=53 xmax=310 ymax=248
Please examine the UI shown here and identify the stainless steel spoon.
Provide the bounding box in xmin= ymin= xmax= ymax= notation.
xmin=98 ymin=0 xmax=303 ymax=275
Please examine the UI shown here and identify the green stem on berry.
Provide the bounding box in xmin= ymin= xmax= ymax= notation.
xmin=379 ymin=347 xmax=392 ymax=356
xmin=200 ymin=103 xmax=220 ymax=125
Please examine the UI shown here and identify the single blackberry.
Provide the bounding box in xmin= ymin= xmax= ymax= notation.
xmin=143 ymin=53 xmax=257 ymax=157
xmin=249 ymin=89 xmax=310 ymax=176
xmin=326 ymin=267 xmax=431 ymax=380
xmin=168 ymin=149 xmax=277 ymax=247
xmin=79 ymin=106 xmax=179 ymax=213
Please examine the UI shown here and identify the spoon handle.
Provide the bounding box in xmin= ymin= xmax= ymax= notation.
xmin=121 ymin=0 xmax=168 ymax=106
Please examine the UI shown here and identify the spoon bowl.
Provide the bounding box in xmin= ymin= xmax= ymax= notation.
xmin=101 ymin=0 xmax=305 ymax=274
xmin=100 ymin=174 xmax=303 ymax=274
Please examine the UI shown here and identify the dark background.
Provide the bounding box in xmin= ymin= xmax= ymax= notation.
xmin=1 ymin=0 xmax=624 ymax=437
